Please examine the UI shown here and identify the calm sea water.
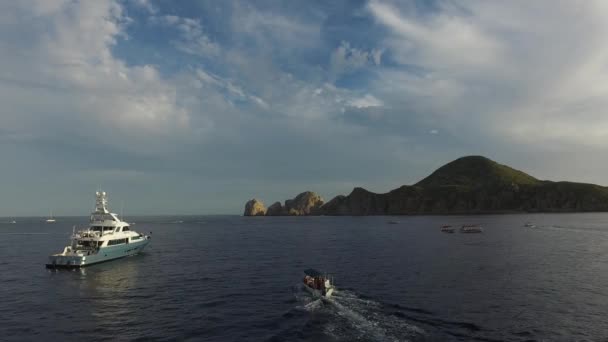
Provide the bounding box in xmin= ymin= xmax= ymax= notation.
xmin=1 ymin=214 xmax=608 ymax=341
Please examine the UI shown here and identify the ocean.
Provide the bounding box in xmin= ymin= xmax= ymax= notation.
xmin=1 ymin=214 xmax=607 ymax=341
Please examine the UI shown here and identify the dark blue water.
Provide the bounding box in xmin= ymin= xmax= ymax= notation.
xmin=1 ymin=214 xmax=608 ymax=341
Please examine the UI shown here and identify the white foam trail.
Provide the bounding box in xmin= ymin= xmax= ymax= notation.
xmin=324 ymin=291 xmax=424 ymax=342
xmin=304 ymin=299 xmax=323 ymax=311
xmin=294 ymin=285 xmax=424 ymax=341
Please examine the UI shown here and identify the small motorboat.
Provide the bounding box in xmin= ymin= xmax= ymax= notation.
xmin=302 ymin=268 xmax=335 ymax=299
xmin=460 ymin=224 xmax=483 ymax=233
xmin=440 ymin=225 xmax=455 ymax=233
xmin=523 ymin=222 xmax=537 ymax=228
xmin=387 ymin=220 xmax=399 ymax=225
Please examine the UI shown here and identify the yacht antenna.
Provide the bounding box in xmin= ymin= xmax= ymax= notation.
xmin=121 ymin=201 xmax=124 ymax=221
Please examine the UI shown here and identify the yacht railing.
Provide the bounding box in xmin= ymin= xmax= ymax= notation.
xmin=74 ymin=229 xmax=116 ymax=239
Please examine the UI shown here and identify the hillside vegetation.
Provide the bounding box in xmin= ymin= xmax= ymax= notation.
xmin=320 ymin=156 xmax=608 ymax=215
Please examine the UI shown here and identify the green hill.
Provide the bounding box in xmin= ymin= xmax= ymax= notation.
xmin=320 ymin=156 xmax=608 ymax=215
xmin=415 ymin=156 xmax=540 ymax=188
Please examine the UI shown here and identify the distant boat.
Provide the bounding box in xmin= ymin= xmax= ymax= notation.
xmin=524 ymin=222 xmax=537 ymax=228
xmin=460 ymin=224 xmax=483 ymax=233
xmin=387 ymin=220 xmax=399 ymax=224
xmin=46 ymin=211 xmax=56 ymax=223
xmin=302 ymin=268 xmax=335 ymax=299
xmin=9 ymin=220 xmax=16 ymax=224
xmin=440 ymin=225 xmax=455 ymax=233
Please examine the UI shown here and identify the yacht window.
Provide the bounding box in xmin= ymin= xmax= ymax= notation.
xmin=92 ymin=226 xmax=102 ymax=232
xmin=82 ymin=241 xmax=96 ymax=247
xmin=108 ymin=238 xmax=127 ymax=246
xmin=115 ymin=227 xmax=121 ymax=232
xmin=123 ymin=226 xmax=129 ymax=231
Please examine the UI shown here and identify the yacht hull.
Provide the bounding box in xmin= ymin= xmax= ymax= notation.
xmin=46 ymin=237 xmax=150 ymax=269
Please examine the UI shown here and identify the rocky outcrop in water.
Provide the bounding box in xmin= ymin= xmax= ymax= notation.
xmin=285 ymin=191 xmax=324 ymax=216
xmin=243 ymin=192 xmax=324 ymax=216
xmin=266 ymin=202 xmax=285 ymax=216
xmin=243 ymin=199 xmax=267 ymax=216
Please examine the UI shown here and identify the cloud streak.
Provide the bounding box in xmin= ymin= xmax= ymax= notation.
xmin=367 ymin=0 xmax=608 ymax=151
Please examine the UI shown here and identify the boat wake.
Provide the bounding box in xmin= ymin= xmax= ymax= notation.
xmin=287 ymin=285 xmax=426 ymax=341
xmin=275 ymin=284 xmax=493 ymax=342
xmin=324 ymin=290 xmax=425 ymax=342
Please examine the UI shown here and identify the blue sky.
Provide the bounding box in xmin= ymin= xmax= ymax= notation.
xmin=2 ymin=0 xmax=608 ymax=216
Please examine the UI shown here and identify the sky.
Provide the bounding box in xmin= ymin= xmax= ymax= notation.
xmin=2 ymin=0 xmax=608 ymax=216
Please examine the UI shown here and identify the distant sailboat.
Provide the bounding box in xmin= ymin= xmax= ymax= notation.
xmin=46 ymin=210 xmax=56 ymax=223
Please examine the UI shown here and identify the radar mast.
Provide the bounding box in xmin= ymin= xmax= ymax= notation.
xmin=95 ymin=191 xmax=109 ymax=214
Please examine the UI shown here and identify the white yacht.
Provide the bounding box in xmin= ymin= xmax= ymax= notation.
xmin=46 ymin=191 xmax=150 ymax=269
xmin=460 ymin=224 xmax=483 ymax=233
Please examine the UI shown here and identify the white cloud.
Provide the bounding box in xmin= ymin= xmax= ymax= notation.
xmin=132 ymin=0 xmax=157 ymax=14
xmin=349 ymin=94 xmax=383 ymax=109
xmin=249 ymin=95 xmax=269 ymax=109
xmin=231 ymin=4 xmax=320 ymax=49
xmin=368 ymin=0 xmax=608 ymax=150
xmin=195 ymin=68 xmax=221 ymax=86
xmin=150 ymin=15 xmax=220 ymax=57
xmin=330 ymin=41 xmax=383 ymax=81
xmin=192 ymin=68 xmax=269 ymax=109
xmin=0 ymin=1 xmax=192 ymax=153
xmin=368 ymin=1 xmax=504 ymax=72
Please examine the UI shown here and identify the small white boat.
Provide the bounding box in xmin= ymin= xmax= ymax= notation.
xmin=46 ymin=210 xmax=56 ymax=223
xmin=440 ymin=225 xmax=455 ymax=233
xmin=460 ymin=225 xmax=483 ymax=233
xmin=524 ymin=222 xmax=536 ymax=228
xmin=302 ymin=268 xmax=335 ymax=298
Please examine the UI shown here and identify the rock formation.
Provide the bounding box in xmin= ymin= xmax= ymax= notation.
xmin=266 ymin=202 xmax=285 ymax=216
xmin=284 ymin=191 xmax=324 ymax=216
xmin=243 ymin=199 xmax=267 ymax=216
xmin=243 ymin=192 xmax=324 ymax=216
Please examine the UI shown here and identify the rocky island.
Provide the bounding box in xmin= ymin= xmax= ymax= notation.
xmin=244 ymin=191 xmax=324 ymax=216
xmin=244 ymin=156 xmax=608 ymax=216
